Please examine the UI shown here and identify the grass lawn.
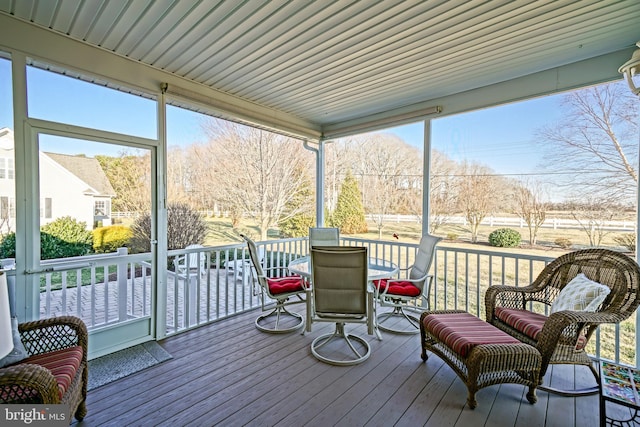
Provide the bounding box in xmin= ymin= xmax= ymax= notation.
xmin=201 ymin=215 xmax=633 ymax=257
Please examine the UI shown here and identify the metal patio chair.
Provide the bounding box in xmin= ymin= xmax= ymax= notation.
xmin=241 ymin=234 xmax=306 ymax=333
xmin=374 ymin=234 xmax=441 ymax=334
xmin=306 ymin=246 xmax=374 ymax=365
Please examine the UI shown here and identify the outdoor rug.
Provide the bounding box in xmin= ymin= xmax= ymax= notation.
xmin=87 ymin=341 xmax=172 ymax=391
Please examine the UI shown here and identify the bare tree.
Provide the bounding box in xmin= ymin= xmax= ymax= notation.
xmin=359 ymin=134 xmax=421 ymax=238
xmin=180 ymin=143 xmax=220 ymax=212
xmin=457 ymin=162 xmax=506 ymax=243
xmin=166 ymin=145 xmax=191 ymax=206
xmin=203 ymin=119 xmax=313 ymax=240
xmin=568 ymin=198 xmax=617 ymax=247
xmin=513 ymin=180 xmax=548 ymax=245
xmin=429 ymin=150 xmax=460 ymax=234
xmin=536 ymin=83 xmax=638 ymax=202
xmin=327 ymin=133 xmax=422 ymax=237
xmin=324 ymin=139 xmax=353 ymax=215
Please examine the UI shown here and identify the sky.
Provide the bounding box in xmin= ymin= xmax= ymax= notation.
xmin=0 ymin=57 xmax=565 ymax=177
xmin=384 ymin=95 xmax=564 ymax=176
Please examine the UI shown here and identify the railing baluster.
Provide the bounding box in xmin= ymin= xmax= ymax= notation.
xmin=34 ymin=238 xmax=632 ymax=366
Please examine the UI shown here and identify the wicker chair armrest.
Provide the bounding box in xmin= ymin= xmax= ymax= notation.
xmin=545 ymin=309 xmax=622 ymax=327
xmin=535 ymin=310 xmax=621 ymax=360
xmin=485 ymin=285 xmax=533 ymax=320
xmin=18 ymin=315 xmax=88 ymax=357
xmin=0 ymin=363 xmax=61 ymax=403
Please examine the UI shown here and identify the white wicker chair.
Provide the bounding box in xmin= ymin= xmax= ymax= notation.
xmin=173 ymin=244 xmax=207 ymax=277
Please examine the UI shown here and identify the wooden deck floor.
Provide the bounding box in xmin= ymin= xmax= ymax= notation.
xmin=74 ymin=306 xmax=615 ymax=427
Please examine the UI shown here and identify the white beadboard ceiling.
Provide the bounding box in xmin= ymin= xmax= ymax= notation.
xmin=1 ymin=0 xmax=639 ymax=134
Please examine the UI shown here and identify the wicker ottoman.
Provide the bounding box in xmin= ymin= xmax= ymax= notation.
xmin=420 ymin=310 xmax=541 ymax=409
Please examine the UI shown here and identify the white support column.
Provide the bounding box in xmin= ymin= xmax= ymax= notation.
xmin=422 ymin=120 xmax=432 ymax=236
xmin=12 ymin=53 xmax=39 ymax=321
xmin=316 ymin=140 xmax=325 ymax=226
xmin=304 ymin=139 xmax=325 ymax=227
xmin=155 ymin=86 xmax=168 ymax=339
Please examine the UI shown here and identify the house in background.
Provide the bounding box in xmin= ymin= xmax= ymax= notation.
xmin=0 ymin=128 xmax=115 ymax=233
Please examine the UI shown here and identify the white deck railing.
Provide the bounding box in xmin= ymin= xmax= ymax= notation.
xmin=30 ymin=237 xmax=638 ymax=366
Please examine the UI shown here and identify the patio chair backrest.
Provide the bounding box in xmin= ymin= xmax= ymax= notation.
xmin=186 ymin=244 xmax=204 ymax=269
xmin=241 ymin=234 xmax=266 ymax=285
xmin=531 ymin=248 xmax=640 ymax=320
xmin=409 ymin=234 xmax=442 ymax=283
xmin=311 ymin=246 xmax=368 ymax=315
xmin=309 ymin=227 xmax=340 ymax=248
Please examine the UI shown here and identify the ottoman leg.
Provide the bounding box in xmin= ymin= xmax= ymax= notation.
xmin=526 ymin=385 xmax=538 ymax=404
xmin=467 ymin=391 xmax=478 ymax=409
xmin=420 ymin=313 xmax=428 ymax=361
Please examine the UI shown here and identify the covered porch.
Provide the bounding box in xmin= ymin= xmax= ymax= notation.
xmin=80 ymin=305 xmax=612 ymax=427
xmin=0 ymin=2 xmax=639 ymax=425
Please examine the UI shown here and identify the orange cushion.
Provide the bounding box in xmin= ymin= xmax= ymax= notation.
xmin=374 ymin=279 xmax=421 ymax=297
xmin=267 ymin=276 xmax=304 ymax=294
xmin=21 ymin=346 xmax=84 ymax=399
xmin=423 ymin=312 xmax=520 ymax=357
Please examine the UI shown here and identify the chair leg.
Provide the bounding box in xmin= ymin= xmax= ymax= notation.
xmin=255 ymin=302 xmax=304 ymax=334
xmin=377 ymin=306 xmax=421 ymax=334
xmin=311 ymin=323 xmax=371 ymax=366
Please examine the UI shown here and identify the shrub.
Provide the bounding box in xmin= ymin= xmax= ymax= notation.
xmin=613 ymin=234 xmax=635 ymax=252
xmin=129 ymin=203 xmax=208 ymax=253
xmin=0 ymin=217 xmax=94 ymax=259
xmin=446 ymin=233 xmax=458 ymax=241
xmin=93 ymin=225 xmax=132 ymax=253
xmin=40 ymin=217 xmax=93 ymax=259
xmin=488 ymin=228 xmax=521 ymax=248
xmin=554 ymin=237 xmax=573 ymax=249
xmin=0 ymin=233 xmax=16 ymax=258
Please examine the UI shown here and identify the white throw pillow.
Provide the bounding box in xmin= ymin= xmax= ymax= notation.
xmin=550 ymin=273 xmax=611 ymax=313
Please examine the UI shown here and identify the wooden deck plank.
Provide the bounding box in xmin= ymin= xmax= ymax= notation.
xmin=454 ymin=382 xmax=499 ymax=427
xmin=364 ymin=356 xmax=445 ymax=427
xmin=331 ymin=334 xmax=423 ymax=426
xmin=545 ymin=365 xmax=578 ymax=427
xmin=276 ymin=325 xmax=415 ymax=426
xmin=74 ymin=308 xmax=606 ymax=427
xmin=394 ymin=361 xmax=459 ymax=427
xmin=514 ymin=377 xmax=549 ymax=427
xmin=484 ymin=383 xmax=525 ymax=427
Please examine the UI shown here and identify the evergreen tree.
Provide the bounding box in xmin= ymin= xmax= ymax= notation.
xmin=278 ymin=182 xmax=315 ymax=237
xmin=331 ymin=171 xmax=368 ymax=234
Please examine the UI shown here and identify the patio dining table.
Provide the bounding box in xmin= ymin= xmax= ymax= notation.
xmin=287 ymin=255 xmax=399 ymax=282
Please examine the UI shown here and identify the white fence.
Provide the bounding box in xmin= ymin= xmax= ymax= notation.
xmin=366 ymin=214 xmax=637 ymax=232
